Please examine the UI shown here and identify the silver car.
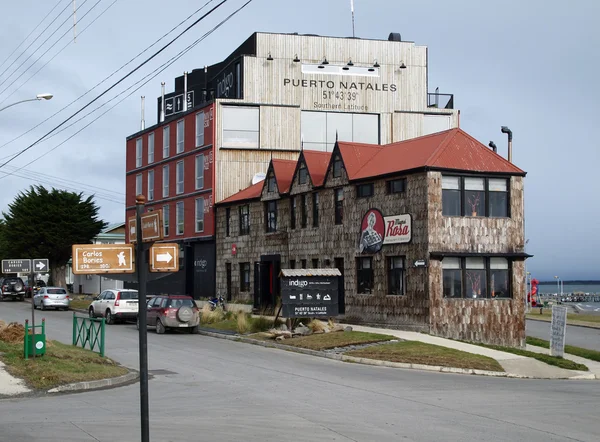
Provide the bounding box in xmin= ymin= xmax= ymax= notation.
xmin=33 ymin=287 xmax=70 ymax=311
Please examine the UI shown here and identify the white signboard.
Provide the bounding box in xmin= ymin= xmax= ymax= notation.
xmin=550 ymin=305 xmax=568 ymax=357
xmin=382 ymin=214 xmax=412 ymax=244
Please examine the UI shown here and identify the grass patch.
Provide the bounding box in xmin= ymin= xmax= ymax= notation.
xmin=0 ymin=340 xmax=128 ymax=390
xmin=199 ymin=312 xmax=282 ymax=334
xmin=473 ymin=342 xmax=588 ymax=371
xmin=69 ymin=299 xmax=92 ymax=310
xmin=346 ymin=341 xmax=504 ymax=372
xmin=527 ymin=310 xmax=600 ymax=327
xmin=526 ymin=336 xmax=600 ymax=363
xmin=282 ymin=331 xmax=395 ymax=351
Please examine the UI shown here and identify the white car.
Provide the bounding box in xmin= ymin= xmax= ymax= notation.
xmin=89 ymin=289 xmax=139 ymax=324
xmin=33 ymin=287 xmax=70 ymax=310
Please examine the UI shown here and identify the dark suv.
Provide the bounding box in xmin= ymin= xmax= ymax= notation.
xmin=0 ymin=277 xmax=26 ymax=301
xmin=138 ymin=295 xmax=200 ymax=334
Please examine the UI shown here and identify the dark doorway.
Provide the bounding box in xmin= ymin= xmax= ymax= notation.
xmin=253 ymin=254 xmax=281 ymax=311
xmin=335 ymin=257 xmax=346 ymax=314
xmin=226 ymin=263 xmax=232 ymax=301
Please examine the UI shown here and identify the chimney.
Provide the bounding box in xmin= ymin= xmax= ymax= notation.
xmin=140 ymin=96 xmax=145 ymax=131
xmin=183 ymin=71 xmax=188 ymax=112
xmin=160 ymin=82 xmax=165 ymax=123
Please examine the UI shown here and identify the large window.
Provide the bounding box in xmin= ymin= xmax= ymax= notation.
xmin=387 ymin=257 xmax=405 ymax=295
xmin=195 ymin=154 xmax=204 ymax=190
xmin=442 ymin=176 xmax=509 ymax=218
xmin=290 ymin=197 xmax=296 ymax=230
xmin=356 ymin=183 xmax=374 ymax=198
xmin=387 ymin=178 xmax=406 ymax=194
xmin=147 ymin=170 xmax=154 ymax=201
xmin=334 ymin=188 xmax=344 ymax=224
xmin=443 ymin=257 xmax=511 ymax=299
xmin=163 ymin=205 xmax=170 ymax=237
xmin=333 ymin=155 xmax=343 ymax=178
xmin=176 ymin=161 xmax=184 ymax=194
xmin=298 ymin=163 xmax=308 ymax=185
xmin=135 ymin=174 xmax=142 ymax=196
xmin=267 ymin=175 xmax=276 ymax=193
xmin=222 ymin=106 xmax=259 ymax=148
xmin=312 ymin=192 xmax=319 ymax=227
xmin=239 ymin=204 xmax=250 ymax=235
xmin=163 ymin=126 xmax=170 ymax=158
xmin=266 ymin=200 xmax=277 ymax=233
xmin=300 ymin=194 xmax=307 ymax=228
xmin=148 ymin=133 xmax=154 ymax=163
xmin=176 ymin=201 xmax=184 ymax=235
xmin=357 ymin=257 xmax=373 ymax=294
xmin=136 ymin=138 xmax=142 ymax=167
xmin=301 ymin=111 xmax=379 ymax=152
xmin=162 ymin=165 xmax=169 ymax=197
xmin=176 ymin=120 xmax=185 ymax=153
xmin=240 ymin=263 xmax=250 ymax=292
xmin=195 ymin=111 xmax=204 ymax=147
xmin=195 ymin=198 xmax=204 ymax=233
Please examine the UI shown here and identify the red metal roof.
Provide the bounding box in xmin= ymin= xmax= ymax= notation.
xmin=351 ymin=129 xmax=525 ymax=180
xmin=336 ymin=141 xmax=382 ymax=179
xmin=271 ymin=159 xmax=297 ymax=194
xmin=302 ymin=151 xmax=332 ymax=186
xmin=220 ymin=181 xmax=264 ymax=204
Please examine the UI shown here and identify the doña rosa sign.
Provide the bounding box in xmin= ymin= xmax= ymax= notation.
xmin=382 ymin=214 xmax=412 ymax=244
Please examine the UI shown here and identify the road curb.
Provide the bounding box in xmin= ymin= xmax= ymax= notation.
xmin=527 ymin=317 xmax=600 ymax=330
xmin=47 ymin=370 xmax=139 ymax=394
xmin=197 ymin=329 xmax=595 ymax=380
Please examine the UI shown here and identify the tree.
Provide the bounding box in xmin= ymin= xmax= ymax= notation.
xmin=0 ymin=186 xmax=107 ymax=287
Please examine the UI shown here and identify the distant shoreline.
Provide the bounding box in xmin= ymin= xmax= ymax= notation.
xmin=538 ymin=281 xmax=600 ymax=285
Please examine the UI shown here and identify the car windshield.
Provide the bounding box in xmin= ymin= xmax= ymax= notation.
xmin=167 ymin=298 xmax=195 ymax=308
xmin=48 ymin=289 xmax=67 ymax=294
xmin=119 ymin=291 xmax=138 ymax=300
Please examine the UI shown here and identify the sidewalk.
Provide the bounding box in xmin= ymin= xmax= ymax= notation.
xmin=0 ymin=362 xmax=30 ymax=396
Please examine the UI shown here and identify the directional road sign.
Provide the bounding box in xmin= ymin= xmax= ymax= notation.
xmin=129 ymin=210 xmax=163 ymax=243
xmin=32 ymin=259 xmax=49 ymax=272
xmin=1 ymin=259 xmax=31 ymax=274
xmin=149 ymin=243 xmax=179 ymax=273
xmin=72 ymin=244 xmax=135 ymax=274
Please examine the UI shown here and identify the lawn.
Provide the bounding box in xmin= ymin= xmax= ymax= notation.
xmin=279 ymin=331 xmax=396 ymax=351
xmin=199 ymin=309 xmax=281 ymax=334
xmin=526 ymin=336 xmax=600 ymax=363
xmin=69 ymin=299 xmax=92 ymax=311
xmin=527 ymin=310 xmax=600 ymax=327
xmin=346 ymin=341 xmax=505 ymax=372
xmin=0 ymin=340 xmax=128 ymax=390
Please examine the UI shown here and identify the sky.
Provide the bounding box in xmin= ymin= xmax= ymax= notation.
xmin=0 ymin=0 xmax=597 ymax=281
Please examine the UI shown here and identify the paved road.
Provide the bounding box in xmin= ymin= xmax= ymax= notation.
xmin=527 ymin=319 xmax=600 ymax=352
xmin=0 ymin=303 xmax=599 ymax=442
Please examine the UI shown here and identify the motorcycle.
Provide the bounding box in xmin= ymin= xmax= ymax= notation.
xmin=208 ymin=294 xmax=225 ymax=311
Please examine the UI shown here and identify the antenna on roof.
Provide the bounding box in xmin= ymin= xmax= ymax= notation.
xmin=350 ymin=0 xmax=356 ymax=38
xmin=301 ymin=134 xmax=304 ymax=151
xmin=335 ymin=130 xmax=339 ymax=142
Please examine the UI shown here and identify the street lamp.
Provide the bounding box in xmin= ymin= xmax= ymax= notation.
xmin=0 ymin=93 xmax=53 ymax=113
xmin=554 ymin=275 xmax=560 ymax=296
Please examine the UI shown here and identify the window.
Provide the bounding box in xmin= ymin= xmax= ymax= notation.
xmin=162 ymin=165 xmax=169 ymax=197
xmin=334 ymin=188 xmax=344 ymax=224
xmin=290 ymin=197 xmax=296 ymax=229
xmin=163 ymin=205 xmax=170 ymax=236
xmin=300 ymin=111 xmax=379 ymax=152
xmin=136 ymin=138 xmax=142 ymax=167
xmin=356 ymin=183 xmax=374 ymax=198
xmin=240 ymin=263 xmax=250 ymax=292
xmin=387 ymin=178 xmax=406 ymax=194
xmin=195 ymin=111 xmax=204 ymax=147
xmin=443 ymin=257 xmax=512 ymax=299
xmin=163 ymin=126 xmax=170 ymax=158
xmin=300 ymin=194 xmax=307 ymax=228
xmin=239 ymin=205 xmax=250 ymax=235
xmin=301 ymin=259 xmax=307 ymax=269
xmin=266 ymin=200 xmax=277 ymax=233
xmin=267 ymin=175 xmax=276 ymax=193
xmin=442 ymin=176 xmax=510 ymax=218
xmin=289 ymin=259 xmax=296 ymax=269
xmin=312 ymin=192 xmax=319 ymax=227
xmin=357 ymin=257 xmax=373 ymax=294
xmin=225 ymin=208 xmax=231 ymax=237
xmin=195 ymin=198 xmax=204 ymax=232
xmin=298 ymin=163 xmax=308 ymax=185
xmin=176 ymin=161 xmax=184 ymax=194
xmin=147 ymin=170 xmax=154 ymax=201
xmin=148 ymin=133 xmax=154 ymax=163
xmin=222 ymin=106 xmax=259 ymax=148
xmin=312 ymin=258 xmax=319 ymax=268
xmin=489 ymin=179 xmax=509 ymax=217
xmin=135 ymin=174 xmax=142 ymax=196
xmin=176 ymin=201 xmax=184 ymax=235
xmin=387 ymin=257 xmax=405 ymax=295
xmin=195 ymin=154 xmax=204 ymax=189
xmin=333 ymin=155 xmax=343 ymax=178
xmin=176 ymin=120 xmax=184 ymax=153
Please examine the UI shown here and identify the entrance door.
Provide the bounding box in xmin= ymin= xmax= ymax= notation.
xmin=253 ymin=262 xmax=261 ymax=309
xmin=225 ymin=263 xmax=232 ymax=301
xmin=335 ymin=257 xmax=345 ymax=314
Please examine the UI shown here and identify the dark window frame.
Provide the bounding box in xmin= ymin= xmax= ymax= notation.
xmin=356 ymin=257 xmax=373 ymax=294
xmin=289 ymin=259 xmax=296 ymax=269
xmin=356 ymin=183 xmax=374 ymax=198
xmin=301 ymin=259 xmax=307 ymax=269
xmin=442 ymin=175 xmax=511 ymax=218
xmin=333 ymin=155 xmax=343 ymax=178
xmin=265 ymin=200 xmax=278 ymax=233
xmin=387 ymin=256 xmax=405 ymax=296
xmin=312 ymin=258 xmax=319 ymax=268
xmin=334 ymin=188 xmax=344 ymax=225
xmin=387 ymin=178 xmax=406 ymax=194
xmin=442 ymin=256 xmax=513 ymax=299
xmin=267 ymin=175 xmax=277 ymax=193
xmin=300 ymin=194 xmax=308 ymax=228
xmin=298 ymin=163 xmax=308 ymax=185
xmin=312 ymin=192 xmax=319 ymax=227
xmin=225 ymin=207 xmax=231 ymax=237
xmin=240 ymin=262 xmax=250 ymax=292
xmin=290 ymin=197 xmax=296 ymax=230
xmin=239 ymin=204 xmax=250 ymax=235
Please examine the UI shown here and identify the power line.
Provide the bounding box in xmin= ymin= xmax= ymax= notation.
xmin=0 ymin=0 xmax=216 ymax=152
xmin=0 ymin=0 xmax=65 ymax=71
xmin=0 ymin=0 xmax=117 ymax=106
xmin=0 ymin=0 xmax=231 ymax=170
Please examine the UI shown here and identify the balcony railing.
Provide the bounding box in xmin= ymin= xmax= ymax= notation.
xmin=427 ymin=92 xmax=454 ymax=110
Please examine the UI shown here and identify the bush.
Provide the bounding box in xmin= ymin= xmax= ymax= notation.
xmin=251 ymin=316 xmax=282 ymax=333
xmin=236 ymin=312 xmax=250 ymax=334
xmin=308 ymin=319 xmax=327 ymax=333
xmin=200 ymin=305 xmax=225 ymax=324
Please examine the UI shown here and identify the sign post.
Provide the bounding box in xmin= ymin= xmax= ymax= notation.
xmin=149 ymin=243 xmax=179 ymax=273
xmin=128 ymin=210 xmax=163 ymax=243
xmin=550 ymin=305 xmax=568 ymax=357
xmin=31 ymin=259 xmax=49 ymax=360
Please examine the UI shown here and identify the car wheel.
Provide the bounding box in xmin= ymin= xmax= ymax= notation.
xmin=19 ymin=295 xmax=24 ymax=302
xmin=156 ymin=319 xmax=165 ymax=334
xmin=105 ymin=310 xmax=114 ymax=325
xmin=89 ymin=307 xmax=94 ymax=318
xmin=41 ymin=302 xmax=46 ymax=311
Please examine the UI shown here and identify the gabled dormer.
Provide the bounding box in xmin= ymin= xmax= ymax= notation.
xmin=324 ymin=143 xmax=348 ymax=187
xmin=323 ymin=141 xmax=382 ymax=188
xmin=260 ymin=158 xmax=297 ymax=200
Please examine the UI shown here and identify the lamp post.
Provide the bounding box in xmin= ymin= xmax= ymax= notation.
xmin=0 ymin=93 xmax=53 ymax=113
xmin=554 ymin=275 xmax=560 ymax=296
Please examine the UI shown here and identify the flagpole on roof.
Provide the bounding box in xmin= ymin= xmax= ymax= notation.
xmin=350 ymin=0 xmax=356 ymax=38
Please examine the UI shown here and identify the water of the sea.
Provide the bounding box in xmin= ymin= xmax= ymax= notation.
xmin=537 ymin=283 xmax=600 ymax=294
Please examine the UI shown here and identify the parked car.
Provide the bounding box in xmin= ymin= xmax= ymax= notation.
xmin=89 ymin=289 xmax=139 ymax=324
xmin=138 ymin=295 xmax=199 ymax=334
xmin=33 ymin=287 xmax=70 ymax=310
xmin=0 ymin=277 xmax=26 ymax=301
xmin=26 ymin=279 xmax=46 ymax=298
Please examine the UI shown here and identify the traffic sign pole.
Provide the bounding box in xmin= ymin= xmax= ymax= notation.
xmin=30 ymin=269 xmax=35 ymax=359
xmin=136 ymin=195 xmax=150 ymax=442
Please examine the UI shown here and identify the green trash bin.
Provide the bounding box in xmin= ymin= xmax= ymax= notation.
xmin=24 ymin=319 xmax=46 ymax=359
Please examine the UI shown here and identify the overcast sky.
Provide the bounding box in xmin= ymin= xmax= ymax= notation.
xmin=0 ymin=0 xmax=597 ymax=281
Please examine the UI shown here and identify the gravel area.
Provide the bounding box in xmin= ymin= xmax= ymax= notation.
xmin=322 ymin=339 xmax=402 ymax=354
